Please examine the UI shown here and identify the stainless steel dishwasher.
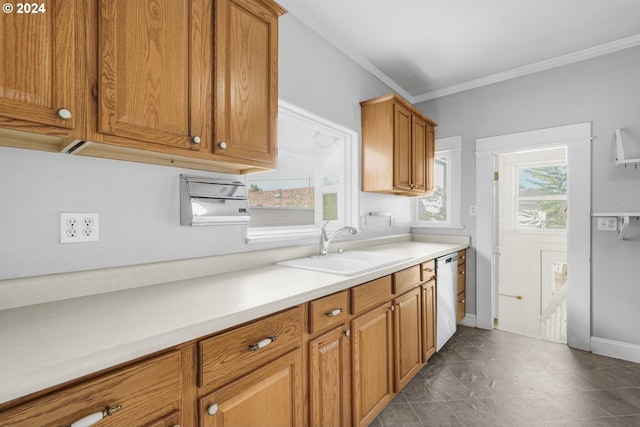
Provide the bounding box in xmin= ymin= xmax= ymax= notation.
xmin=436 ymin=253 xmax=458 ymax=351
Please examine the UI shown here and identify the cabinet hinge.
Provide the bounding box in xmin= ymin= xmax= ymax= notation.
xmin=493 ymin=172 xmax=499 ymax=181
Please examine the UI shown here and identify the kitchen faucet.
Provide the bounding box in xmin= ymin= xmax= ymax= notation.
xmin=319 ymin=222 xmax=358 ymax=256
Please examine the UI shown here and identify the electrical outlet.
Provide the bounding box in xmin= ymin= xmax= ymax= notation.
xmin=60 ymin=213 xmax=99 ymax=243
xmin=597 ymin=217 xmax=617 ymax=231
xmin=469 ymin=205 xmax=477 ymax=216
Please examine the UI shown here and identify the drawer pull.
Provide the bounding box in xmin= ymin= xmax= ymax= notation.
xmin=207 ymin=403 xmax=219 ymax=416
xmin=325 ymin=308 xmax=343 ymax=317
xmin=57 ymin=108 xmax=72 ymax=120
xmin=248 ymin=336 xmax=277 ymax=351
xmin=424 ymin=267 xmax=434 ymax=272
xmin=70 ymin=404 xmax=123 ymax=427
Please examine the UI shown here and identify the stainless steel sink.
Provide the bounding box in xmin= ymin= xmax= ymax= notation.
xmin=277 ymin=250 xmax=412 ymax=276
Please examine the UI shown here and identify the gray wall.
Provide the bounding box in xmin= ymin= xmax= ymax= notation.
xmin=415 ymin=46 xmax=640 ymax=346
xmin=0 ymin=13 xmax=411 ymax=280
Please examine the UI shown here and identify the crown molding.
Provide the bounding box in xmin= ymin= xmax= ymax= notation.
xmin=414 ymin=34 xmax=640 ymax=103
xmin=280 ymin=1 xmax=640 ymax=104
xmin=278 ymin=0 xmax=414 ymax=102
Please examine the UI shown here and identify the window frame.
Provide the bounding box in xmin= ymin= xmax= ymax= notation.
xmin=412 ymin=135 xmax=463 ymax=229
xmin=246 ymin=100 xmax=359 ymax=243
xmin=512 ymin=160 xmax=568 ymax=232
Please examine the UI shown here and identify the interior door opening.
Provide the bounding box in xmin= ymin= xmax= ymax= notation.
xmin=496 ymin=147 xmax=568 ymax=343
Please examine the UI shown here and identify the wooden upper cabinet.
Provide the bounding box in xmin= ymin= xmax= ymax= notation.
xmin=361 ymin=93 xmax=436 ymax=196
xmin=213 ymin=0 xmax=284 ymax=166
xmin=97 ymin=0 xmax=211 ymax=151
xmin=0 ymin=0 xmax=78 ymax=136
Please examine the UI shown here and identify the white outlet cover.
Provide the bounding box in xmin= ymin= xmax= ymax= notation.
xmin=60 ymin=213 xmax=99 ymax=243
xmin=597 ymin=217 xmax=617 ymax=231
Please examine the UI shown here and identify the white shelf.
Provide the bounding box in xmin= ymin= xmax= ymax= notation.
xmin=592 ymin=213 xmax=640 ymax=240
xmin=614 ymin=129 xmax=640 ymax=167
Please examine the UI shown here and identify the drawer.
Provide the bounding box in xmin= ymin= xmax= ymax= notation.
xmin=309 ymin=290 xmax=349 ymax=334
xmin=421 ymin=259 xmax=436 ymax=282
xmin=351 ymin=275 xmax=393 ymax=314
xmin=458 ymin=250 xmax=466 ymax=266
xmin=393 ymin=265 xmax=421 ymax=295
xmin=0 ymin=352 xmax=181 ymax=427
xmin=457 ymin=291 xmax=466 ymax=324
xmin=199 ymin=306 xmax=303 ymax=391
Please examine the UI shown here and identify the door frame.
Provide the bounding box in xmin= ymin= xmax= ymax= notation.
xmin=475 ymin=123 xmax=592 ymax=351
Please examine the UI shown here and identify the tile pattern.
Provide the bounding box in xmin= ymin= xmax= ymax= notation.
xmin=369 ymin=326 xmax=640 ymax=427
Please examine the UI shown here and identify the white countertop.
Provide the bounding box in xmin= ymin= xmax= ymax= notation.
xmin=0 ymin=238 xmax=467 ymax=405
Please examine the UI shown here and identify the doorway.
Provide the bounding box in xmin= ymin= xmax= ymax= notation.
xmin=475 ymin=122 xmax=592 ymax=351
xmin=496 ymin=147 xmax=568 ymax=342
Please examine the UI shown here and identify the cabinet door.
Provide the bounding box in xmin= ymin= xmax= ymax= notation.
xmin=97 ymin=0 xmax=211 ymax=150
xmin=309 ymin=326 xmax=351 ymax=427
xmin=199 ymin=350 xmax=303 ymax=427
xmin=214 ymin=0 xmax=280 ymax=165
xmin=422 ymin=279 xmax=437 ymax=362
xmin=351 ymin=302 xmax=393 ymax=427
xmin=411 ymin=115 xmax=427 ymax=192
xmin=393 ymin=287 xmax=422 ymax=391
xmin=426 ymin=124 xmax=435 ymax=192
xmin=392 ymin=102 xmax=412 ymax=192
xmin=0 ymin=0 xmax=77 ymax=135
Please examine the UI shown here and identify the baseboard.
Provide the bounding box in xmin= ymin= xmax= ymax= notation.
xmin=459 ymin=313 xmax=477 ymax=327
xmin=590 ymin=336 xmax=640 ymax=364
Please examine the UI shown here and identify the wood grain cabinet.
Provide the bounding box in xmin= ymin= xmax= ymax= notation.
xmin=95 ymin=0 xmax=212 ymax=152
xmin=360 ymin=93 xmax=436 ymax=195
xmin=393 ymin=287 xmax=422 ymax=391
xmin=198 ymin=306 xmax=304 ymax=427
xmin=457 ymin=249 xmax=467 ymax=324
xmin=0 ymin=351 xmax=182 ymax=427
xmin=351 ymin=301 xmax=394 ymax=427
xmin=0 ymin=0 xmax=285 ymax=174
xmin=213 ymin=0 xmax=282 ymax=166
xmin=0 ymin=0 xmax=80 ymax=138
xmin=422 ymin=278 xmax=437 ymax=361
xmin=307 ymin=290 xmax=351 ymax=427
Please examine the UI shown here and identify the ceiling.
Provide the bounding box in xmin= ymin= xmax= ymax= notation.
xmin=277 ymin=0 xmax=640 ymax=102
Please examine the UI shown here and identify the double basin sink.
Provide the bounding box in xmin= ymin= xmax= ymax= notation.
xmin=277 ymin=250 xmax=412 ymax=276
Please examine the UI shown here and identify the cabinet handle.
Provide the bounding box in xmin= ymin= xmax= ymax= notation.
xmin=424 ymin=267 xmax=434 ymax=272
xmin=343 ymin=329 xmax=350 ymax=338
xmin=192 ymin=135 xmax=201 ymax=144
xmin=218 ymin=141 xmax=227 ymax=149
xmin=461 ymin=300 xmax=466 ymax=303
xmin=248 ymin=336 xmax=277 ymax=351
xmin=207 ymin=403 xmax=219 ymax=416
xmin=389 ymin=305 xmax=395 ymax=312
xmin=325 ymin=308 xmax=343 ymax=317
xmin=57 ymin=108 xmax=72 ymax=120
xmin=70 ymin=404 xmax=123 ymax=427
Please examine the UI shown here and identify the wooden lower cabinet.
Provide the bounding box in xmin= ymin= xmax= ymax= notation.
xmin=309 ymin=325 xmax=351 ymax=427
xmin=198 ymin=350 xmax=303 ymax=427
xmin=393 ymin=287 xmax=423 ymax=391
xmin=0 ymin=351 xmax=182 ymax=427
xmin=351 ymin=302 xmax=394 ymax=427
xmin=457 ymin=249 xmax=467 ymax=324
xmin=422 ymin=279 xmax=437 ymax=362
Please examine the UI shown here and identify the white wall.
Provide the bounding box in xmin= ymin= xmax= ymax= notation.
xmin=0 ymin=13 xmax=411 ymax=280
xmin=415 ymin=46 xmax=640 ymax=347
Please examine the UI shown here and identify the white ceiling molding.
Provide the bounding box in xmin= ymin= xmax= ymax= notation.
xmin=280 ymin=0 xmax=640 ymax=104
xmin=278 ymin=0 xmax=414 ymax=102
xmin=414 ymin=34 xmax=640 ymax=103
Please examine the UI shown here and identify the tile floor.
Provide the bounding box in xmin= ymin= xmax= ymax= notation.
xmin=370 ymin=326 xmax=640 ymax=427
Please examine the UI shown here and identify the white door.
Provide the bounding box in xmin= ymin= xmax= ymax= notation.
xmin=497 ymin=147 xmax=568 ymax=341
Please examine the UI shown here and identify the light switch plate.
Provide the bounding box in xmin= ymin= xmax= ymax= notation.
xmin=597 ymin=217 xmax=617 ymax=231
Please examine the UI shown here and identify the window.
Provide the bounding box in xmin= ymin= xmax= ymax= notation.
xmin=246 ymin=101 xmax=358 ymax=241
xmin=515 ymin=163 xmax=567 ymax=230
xmin=413 ymin=136 xmax=462 ymax=228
